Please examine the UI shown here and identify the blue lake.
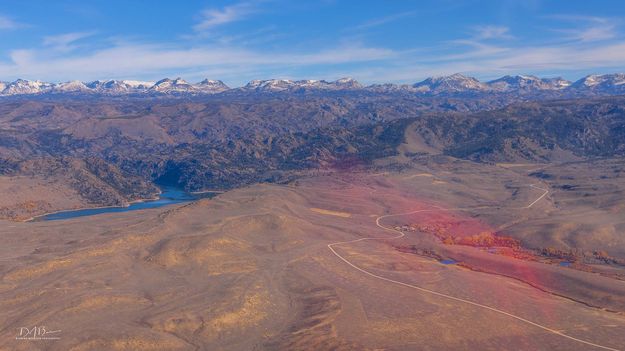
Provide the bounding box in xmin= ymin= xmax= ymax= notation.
xmin=34 ymin=186 xmax=213 ymax=221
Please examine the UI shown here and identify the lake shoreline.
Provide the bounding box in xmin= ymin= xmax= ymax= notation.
xmin=25 ymin=186 xmax=216 ymax=222
xmin=23 ymin=195 xmax=161 ymax=223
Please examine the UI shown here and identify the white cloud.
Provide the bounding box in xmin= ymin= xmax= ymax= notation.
xmin=576 ymin=25 xmax=616 ymax=42
xmin=194 ymin=2 xmax=256 ymax=32
xmin=549 ymin=15 xmax=618 ymax=42
xmin=0 ymin=42 xmax=395 ymax=84
xmin=352 ymin=11 xmax=416 ymax=31
xmin=43 ymin=32 xmax=95 ymax=52
xmin=329 ymin=35 xmax=625 ymax=84
xmin=471 ymin=25 xmax=513 ymax=40
xmin=0 ymin=15 xmax=20 ymax=30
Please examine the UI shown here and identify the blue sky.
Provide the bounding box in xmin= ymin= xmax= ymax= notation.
xmin=1 ymin=0 xmax=625 ymax=86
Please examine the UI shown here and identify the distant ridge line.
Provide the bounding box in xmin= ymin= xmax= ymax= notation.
xmin=1 ymin=73 xmax=625 ymax=96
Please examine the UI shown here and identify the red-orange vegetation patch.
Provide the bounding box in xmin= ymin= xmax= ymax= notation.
xmin=394 ymin=207 xmax=625 ymax=279
xmin=401 ymin=210 xmax=496 ymax=240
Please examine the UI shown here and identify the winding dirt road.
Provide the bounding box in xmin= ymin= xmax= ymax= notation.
xmin=327 ymin=184 xmax=621 ymax=351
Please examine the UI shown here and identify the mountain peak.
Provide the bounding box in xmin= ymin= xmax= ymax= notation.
xmin=335 ymin=77 xmax=356 ymax=83
xmin=487 ymin=75 xmax=571 ymax=91
xmin=333 ymin=77 xmax=362 ymax=88
xmin=150 ymin=77 xmax=196 ymax=93
xmin=55 ymin=80 xmax=89 ymax=92
xmin=413 ymin=73 xmax=486 ymax=93
xmin=243 ymin=79 xmax=295 ymax=91
xmin=2 ymin=79 xmax=54 ymax=95
xmin=240 ymin=77 xmax=363 ymax=92
xmin=197 ymin=79 xmax=230 ymax=92
xmin=572 ymin=73 xmax=625 ymax=88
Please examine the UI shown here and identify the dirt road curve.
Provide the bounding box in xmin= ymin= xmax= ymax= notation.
xmin=328 ymin=184 xmax=622 ymax=351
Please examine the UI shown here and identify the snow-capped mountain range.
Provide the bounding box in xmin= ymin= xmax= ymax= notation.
xmin=1 ymin=74 xmax=625 ymax=97
xmin=241 ymin=77 xmax=362 ymax=92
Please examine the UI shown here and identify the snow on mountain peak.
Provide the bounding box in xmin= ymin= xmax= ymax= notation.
xmin=242 ymin=79 xmax=295 ymax=91
xmin=581 ymin=75 xmax=600 ymax=86
xmin=413 ymin=73 xmax=487 ymax=93
xmin=150 ymin=77 xmax=197 ymax=93
xmin=487 ymin=75 xmax=571 ymax=91
xmin=333 ymin=77 xmax=362 ymax=88
xmin=197 ymin=79 xmax=230 ymax=92
xmin=241 ymin=77 xmax=363 ymax=92
xmin=2 ymin=79 xmax=54 ymax=95
xmin=55 ymin=80 xmax=89 ymax=92
xmin=122 ymin=80 xmax=155 ymax=89
xmin=571 ymin=74 xmax=625 ymax=91
xmin=0 ymin=73 xmax=624 ymax=96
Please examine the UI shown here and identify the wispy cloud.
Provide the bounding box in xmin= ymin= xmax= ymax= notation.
xmin=43 ymin=32 xmax=95 ymax=52
xmin=194 ymin=2 xmax=256 ymax=32
xmin=0 ymin=41 xmax=395 ymax=83
xmin=576 ymin=25 xmax=616 ymax=42
xmin=384 ymin=43 xmax=625 ymax=83
xmin=0 ymin=14 xmax=21 ymax=30
xmin=352 ymin=11 xmax=416 ymax=30
xmin=548 ymin=15 xmax=619 ymax=42
xmin=471 ymin=25 xmax=513 ymax=40
xmin=213 ymin=26 xmax=286 ymax=46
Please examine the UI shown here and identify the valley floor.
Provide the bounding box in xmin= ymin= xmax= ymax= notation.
xmin=1 ymin=159 xmax=624 ymax=350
